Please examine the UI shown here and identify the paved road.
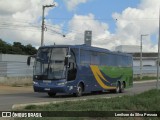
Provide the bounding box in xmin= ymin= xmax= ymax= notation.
xmin=0 ymin=80 xmax=159 ymax=111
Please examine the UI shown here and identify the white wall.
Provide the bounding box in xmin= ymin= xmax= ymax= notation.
xmin=0 ymin=54 xmax=34 ymax=77
xmin=1 ymin=54 xmax=28 ymax=62
xmin=133 ymin=59 xmax=156 ymax=66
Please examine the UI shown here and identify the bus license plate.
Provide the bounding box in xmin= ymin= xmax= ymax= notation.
xmin=43 ymin=80 xmax=51 ymax=83
xmin=44 ymin=88 xmax=50 ymax=91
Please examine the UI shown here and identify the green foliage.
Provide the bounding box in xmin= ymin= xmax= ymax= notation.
xmin=23 ymin=89 xmax=160 ymax=111
xmin=15 ymin=89 xmax=160 ymax=120
xmin=25 ymin=105 xmax=37 ymax=110
xmin=0 ymin=39 xmax=37 ymax=55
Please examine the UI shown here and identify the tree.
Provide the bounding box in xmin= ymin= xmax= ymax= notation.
xmin=0 ymin=39 xmax=37 ymax=55
xmin=0 ymin=39 xmax=12 ymax=53
xmin=25 ymin=44 xmax=37 ymax=55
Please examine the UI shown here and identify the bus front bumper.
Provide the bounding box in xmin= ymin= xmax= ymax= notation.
xmin=33 ymin=81 xmax=76 ymax=94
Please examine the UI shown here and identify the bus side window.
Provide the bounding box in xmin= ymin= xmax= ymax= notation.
xmin=128 ymin=57 xmax=132 ymax=67
xmin=121 ymin=56 xmax=126 ymax=67
xmin=100 ymin=53 xmax=108 ymax=65
xmin=108 ymin=54 xmax=116 ymax=66
xmin=91 ymin=52 xmax=100 ymax=65
xmin=80 ymin=50 xmax=90 ymax=65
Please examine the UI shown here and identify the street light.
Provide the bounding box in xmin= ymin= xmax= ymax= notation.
xmin=157 ymin=8 xmax=160 ymax=89
xmin=140 ymin=34 xmax=148 ymax=80
xmin=41 ymin=4 xmax=55 ymax=46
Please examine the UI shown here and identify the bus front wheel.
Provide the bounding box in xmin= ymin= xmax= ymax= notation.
xmin=74 ymin=83 xmax=83 ymax=97
xmin=48 ymin=92 xmax=56 ymax=97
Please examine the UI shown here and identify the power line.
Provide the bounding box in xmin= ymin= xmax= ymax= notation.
xmin=0 ymin=22 xmax=40 ymax=28
xmin=0 ymin=17 xmax=38 ymax=23
xmin=45 ymin=17 xmax=159 ymax=21
xmin=46 ymin=24 xmax=113 ymax=41
xmin=0 ymin=27 xmax=40 ymax=33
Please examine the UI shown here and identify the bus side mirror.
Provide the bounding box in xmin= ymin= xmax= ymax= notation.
xmin=27 ymin=57 xmax=31 ymax=66
xmin=64 ymin=57 xmax=68 ymax=66
xmin=27 ymin=55 xmax=36 ymax=66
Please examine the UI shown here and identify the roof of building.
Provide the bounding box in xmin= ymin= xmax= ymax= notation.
xmin=129 ymin=53 xmax=158 ymax=57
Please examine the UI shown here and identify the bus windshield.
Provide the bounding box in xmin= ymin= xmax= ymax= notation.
xmin=34 ymin=47 xmax=67 ymax=80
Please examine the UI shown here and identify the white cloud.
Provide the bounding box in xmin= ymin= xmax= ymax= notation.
xmin=138 ymin=0 xmax=160 ymax=9
xmin=66 ymin=14 xmax=117 ymax=49
xmin=112 ymin=0 xmax=160 ymax=52
xmin=0 ymin=0 xmax=59 ymax=46
xmin=0 ymin=0 xmax=31 ymax=15
xmin=63 ymin=0 xmax=89 ymax=11
xmin=65 ymin=0 xmax=160 ymax=52
xmin=0 ymin=0 xmax=160 ymax=52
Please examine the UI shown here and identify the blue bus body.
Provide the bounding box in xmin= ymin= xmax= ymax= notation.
xmin=32 ymin=45 xmax=133 ymax=96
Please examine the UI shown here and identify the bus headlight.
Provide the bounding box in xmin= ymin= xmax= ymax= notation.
xmin=57 ymin=82 xmax=67 ymax=86
xmin=33 ymin=81 xmax=39 ymax=85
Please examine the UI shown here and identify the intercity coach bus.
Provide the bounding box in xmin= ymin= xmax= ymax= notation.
xmin=27 ymin=45 xmax=133 ymax=97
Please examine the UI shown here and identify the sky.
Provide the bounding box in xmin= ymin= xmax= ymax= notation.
xmin=0 ymin=0 xmax=160 ymax=52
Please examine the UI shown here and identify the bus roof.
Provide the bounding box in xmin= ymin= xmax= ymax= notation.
xmin=40 ymin=44 xmax=132 ymax=57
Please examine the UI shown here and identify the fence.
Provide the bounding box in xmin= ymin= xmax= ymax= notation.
xmin=0 ymin=61 xmax=34 ymax=77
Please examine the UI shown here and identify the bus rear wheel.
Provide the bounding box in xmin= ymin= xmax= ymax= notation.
xmin=120 ymin=82 xmax=125 ymax=93
xmin=48 ymin=92 xmax=56 ymax=97
xmin=110 ymin=82 xmax=121 ymax=93
xmin=116 ymin=82 xmax=121 ymax=93
xmin=74 ymin=83 xmax=83 ymax=97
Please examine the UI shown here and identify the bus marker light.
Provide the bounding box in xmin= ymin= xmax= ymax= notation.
xmin=69 ymin=86 xmax=73 ymax=90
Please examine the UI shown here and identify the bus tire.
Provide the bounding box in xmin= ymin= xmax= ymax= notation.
xmin=116 ymin=82 xmax=121 ymax=93
xmin=110 ymin=82 xmax=120 ymax=93
xmin=120 ymin=82 xmax=125 ymax=93
xmin=74 ymin=83 xmax=83 ymax=97
xmin=48 ymin=92 xmax=56 ymax=97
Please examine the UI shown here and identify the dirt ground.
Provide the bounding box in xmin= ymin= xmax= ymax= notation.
xmin=0 ymin=85 xmax=33 ymax=94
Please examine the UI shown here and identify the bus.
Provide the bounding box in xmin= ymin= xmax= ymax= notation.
xmin=27 ymin=45 xmax=133 ymax=97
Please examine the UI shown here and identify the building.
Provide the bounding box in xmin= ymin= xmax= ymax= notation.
xmin=115 ymin=45 xmax=157 ymax=66
xmin=130 ymin=52 xmax=157 ymax=66
xmin=115 ymin=45 xmax=140 ymax=53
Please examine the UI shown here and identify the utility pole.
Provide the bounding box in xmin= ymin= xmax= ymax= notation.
xmin=157 ymin=8 xmax=160 ymax=89
xmin=41 ymin=4 xmax=55 ymax=46
xmin=140 ymin=34 xmax=148 ymax=80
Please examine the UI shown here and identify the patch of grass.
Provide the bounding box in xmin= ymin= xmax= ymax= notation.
xmin=14 ymin=89 xmax=160 ymax=120
xmin=24 ymin=89 xmax=160 ymax=111
xmin=24 ymin=83 xmax=33 ymax=86
xmin=11 ymin=83 xmax=22 ymax=87
xmin=25 ymin=105 xmax=37 ymax=110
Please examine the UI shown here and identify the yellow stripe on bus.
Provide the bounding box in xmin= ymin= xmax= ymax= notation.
xmin=90 ymin=65 xmax=116 ymax=89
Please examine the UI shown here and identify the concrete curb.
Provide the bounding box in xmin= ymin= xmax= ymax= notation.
xmin=12 ymin=96 xmax=121 ymax=110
